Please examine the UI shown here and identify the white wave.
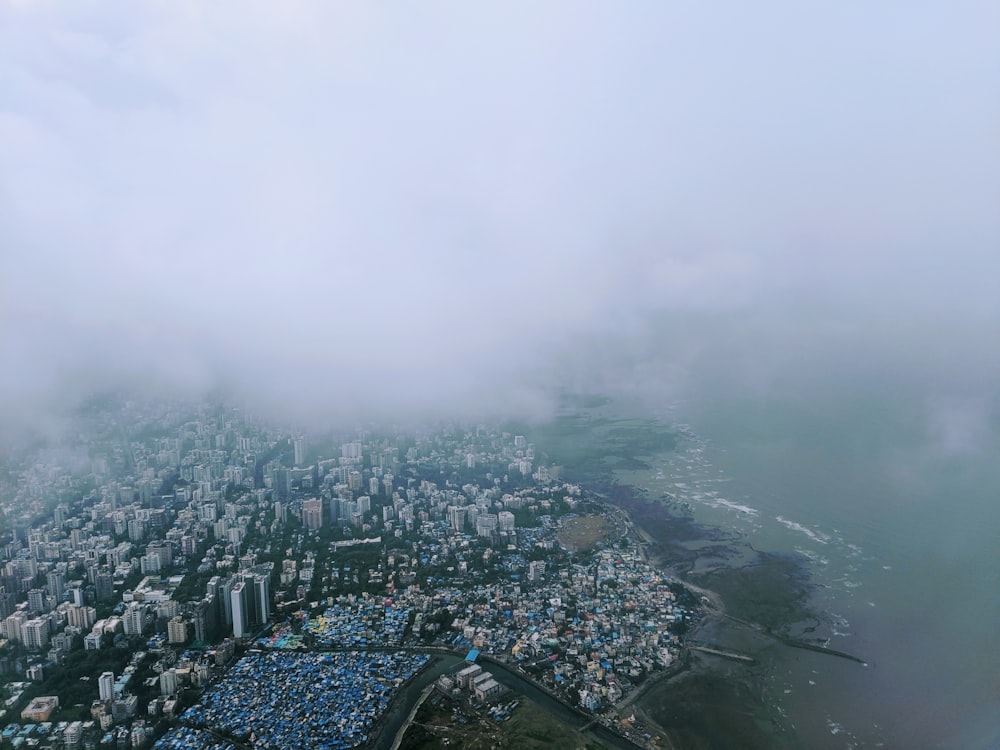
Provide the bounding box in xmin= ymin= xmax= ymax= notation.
xmin=775 ymin=516 xmax=830 ymax=544
xmin=712 ymin=498 xmax=759 ymax=515
xmin=830 ymin=612 xmax=851 ymax=637
xmin=794 ymin=547 xmax=829 ymax=566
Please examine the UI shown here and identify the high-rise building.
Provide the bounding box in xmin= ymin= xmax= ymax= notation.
xmin=301 ymin=498 xmax=323 ymax=530
xmin=21 ymin=618 xmax=50 ymax=650
xmin=213 ymin=518 xmax=230 ymax=541
xmin=357 ymin=495 xmax=371 ymax=515
xmin=46 ymin=572 xmax=65 ymax=601
xmin=449 ymin=506 xmax=466 ymax=533
xmin=95 ymin=573 xmax=115 ymax=602
xmin=293 ymin=437 xmax=306 ymax=467
xmin=0 ymin=590 xmax=15 ymax=619
xmin=338 ymin=498 xmax=357 ymax=521
xmin=348 ymin=471 xmax=363 ymax=491
xmin=122 ymin=603 xmax=146 ymax=637
xmin=159 ymin=669 xmax=178 ymax=697
xmin=15 ymin=556 xmax=38 ymax=580
xmin=273 ymin=469 xmax=289 ymax=499
xmin=476 ymin=514 xmax=498 ymax=538
xmin=498 ymin=511 xmax=515 ymax=532
xmin=464 ymin=505 xmax=479 ymax=531
xmin=251 ymin=574 xmax=270 ymax=625
xmin=210 ymin=576 xmax=234 ymax=628
xmin=528 ymin=560 xmax=546 ymax=581
xmin=128 ymin=519 xmax=146 ymax=542
xmin=27 ymin=588 xmax=46 ymax=613
xmin=192 ymin=598 xmax=211 ymax=643
xmin=98 ymin=671 xmax=115 ymax=702
xmin=2 ymin=612 xmax=27 ymax=643
xmin=167 ymin=616 xmax=188 ymax=644
xmin=140 ymin=554 xmax=161 ymax=575
xmin=230 ymin=581 xmax=249 ymax=638
xmin=67 ymin=605 xmax=97 ymax=630
xmin=146 ymin=541 xmax=173 ymax=567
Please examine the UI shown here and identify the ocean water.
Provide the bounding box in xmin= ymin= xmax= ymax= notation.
xmin=614 ymin=397 xmax=1000 ymax=749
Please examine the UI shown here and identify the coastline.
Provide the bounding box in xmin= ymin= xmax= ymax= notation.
xmin=379 ymin=457 xmax=842 ymax=750
xmin=600 ymin=486 xmax=807 ymax=749
xmin=377 ymin=493 xmax=718 ymax=750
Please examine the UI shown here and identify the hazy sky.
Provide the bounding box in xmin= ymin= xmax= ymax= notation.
xmin=2 ymin=1 xmax=998 ymax=434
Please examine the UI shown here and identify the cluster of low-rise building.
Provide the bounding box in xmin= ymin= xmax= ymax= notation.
xmin=1 ymin=718 xmax=156 ymax=750
xmin=152 ymin=726 xmax=233 ymax=750
xmin=303 ymin=601 xmax=411 ymax=649
xmin=328 ymin=513 xmax=689 ymax=713
xmin=180 ymin=650 xmax=429 ymax=748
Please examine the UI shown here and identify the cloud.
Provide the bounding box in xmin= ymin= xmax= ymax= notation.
xmin=2 ymin=1 xmax=999 ymax=434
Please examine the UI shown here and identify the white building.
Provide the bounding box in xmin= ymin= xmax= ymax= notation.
xmin=497 ymin=511 xmax=515 ymax=532
xmin=159 ymin=669 xmax=178 ymax=697
xmin=123 ymin=603 xmax=146 ymax=636
xmin=21 ymin=618 xmax=50 ymax=650
xmin=99 ymin=671 xmax=115 ymax=702
xmin=230 ymin=581 xmax=248 ymax=638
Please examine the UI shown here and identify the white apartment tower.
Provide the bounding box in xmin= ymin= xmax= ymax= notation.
xmin=230 ymin=581 xmax=249 ymax=638
xmin=99 ymin=671 xmax=115 ymax=702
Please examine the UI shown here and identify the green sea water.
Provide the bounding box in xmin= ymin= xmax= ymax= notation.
xmin=614 ymin=393 xmax=1000 ymax=749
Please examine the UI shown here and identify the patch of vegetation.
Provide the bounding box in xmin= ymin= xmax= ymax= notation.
xmin=18 ymin=646 xmax=134 ymax=722
xmin=400 ymin=693 xmax=597 ymax=750
xmin=501 ymin=700 xmax=597 ymax=750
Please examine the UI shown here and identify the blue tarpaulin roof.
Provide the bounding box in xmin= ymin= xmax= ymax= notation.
xmin=465 ymin=649 xmax=480 ymax=662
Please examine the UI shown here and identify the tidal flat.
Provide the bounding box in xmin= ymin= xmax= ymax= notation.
xmin=611 ymin=489 xmax=815 ymax=750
